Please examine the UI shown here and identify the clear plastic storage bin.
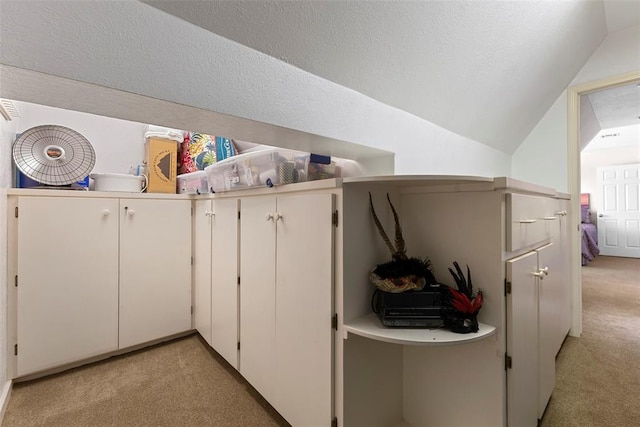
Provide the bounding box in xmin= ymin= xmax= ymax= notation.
xmin=177 ymin=170 xmax=210 ymax=194
xmin=205 ymin=148 xmax=310 ymax=192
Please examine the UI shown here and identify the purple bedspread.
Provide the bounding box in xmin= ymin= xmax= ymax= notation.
xmin=581 ymin=223 xmax=599 ymax=265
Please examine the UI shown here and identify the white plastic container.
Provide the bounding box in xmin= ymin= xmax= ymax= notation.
xmin=90 ymin=173 xmax=147 ymax=192
xmin=205 ymin=148 xmax=309 ymax=192
xmin=177 ymin=171 xmax=210 ymax=194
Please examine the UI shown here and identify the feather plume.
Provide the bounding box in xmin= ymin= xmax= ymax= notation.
xmin=369 ymin=193 xmax=395 ymax=257
xmin=386 ymin=193 xmax=407 ymax=260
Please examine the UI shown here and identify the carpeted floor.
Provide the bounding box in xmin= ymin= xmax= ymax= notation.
xmin=3 ymin=256 xmax=638 ymax=426
xmin=540 ymin=255 xmax=640 ymax=427
xmin=2 ymin=334 xmax=289 ymax=427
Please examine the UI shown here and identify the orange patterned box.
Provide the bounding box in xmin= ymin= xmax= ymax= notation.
xmin=145 ymin=137 xmax=178 ymax=193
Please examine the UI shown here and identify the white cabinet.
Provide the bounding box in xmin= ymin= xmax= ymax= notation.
xmin=118 ymin=198 xmax=192 ymax=349
xmin=194 ymin=197 xmax=240 ymax=368
xmin=14 ymin=196 xmax=119 ymax=376
xmin=506 ymin=243 xmax=556 ymax=426
xmin=9 ymin=192 xmax=192 ymax=376
xmin=240 ymin=193 xmax=335 ymax=427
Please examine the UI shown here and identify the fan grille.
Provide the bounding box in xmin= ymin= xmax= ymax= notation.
xmin=12 ymin=125 xmax=96 ymax=186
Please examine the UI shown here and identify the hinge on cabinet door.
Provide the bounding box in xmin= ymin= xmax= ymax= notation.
xmin=504 ymin=280 xmax=512 ymax=295
xmin=331 ymin=417 xmax=338 ymax=427
xmin=191 ymin=207 xmax=194 ymax=216
xmin=505 ymin=354 xmax=512 ymax=370
xmin=14 ymin=206 xmax=18 ymax=218
xmin=237 ymin=276 xmax=240 ymax=286
xmin=191 ymin=306 xmax=194 ymax=315
xmin=238 ymin=211 xmax=241 ymax=220
xmin=237 ymin=341 xmax=240 ymax=350
xmin=14 ymin=344 xmax=17 ymax=356
xmin=332 ymin=314 xmax=338 ymax=331
xmin=332 ymin=210 xmax=338 ymax=227
xmin=191 ymin=256 xmax=194 ymax=266
xmin=14 ymin=275 xmax=18 ymax=287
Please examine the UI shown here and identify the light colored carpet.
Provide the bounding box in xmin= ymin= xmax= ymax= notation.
xmin=540 ymin=255 xmax=640 ymax=427
xmin=2 ymin=334 xmax=290 ymax=427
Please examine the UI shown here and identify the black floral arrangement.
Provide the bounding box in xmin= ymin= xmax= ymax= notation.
xmin=443 ymin=262 xmax=484 ymax=333
xmin=369 ymin=193 xmax=437 ymax=292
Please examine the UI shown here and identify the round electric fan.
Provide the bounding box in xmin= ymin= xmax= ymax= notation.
xmin=12 ymin=124 xmax=96 ymax=186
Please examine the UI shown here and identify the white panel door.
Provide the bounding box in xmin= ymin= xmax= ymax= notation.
xmin=275 ymin=193 xmax=335 ymax=427
xmin=211 ymin=198 xmax=240 ymax=369
xmin=17 ymin=197 xmax=119 ymax=376
xmin=119 ymin=198 xmax=192 ymax=348
xmin=194 ymin=199 xmax=213 ymax=346
xmin=240 ymin=196 xmax=277 ymax=402
xmin=506 ymin=250 xmax=539 ymax=427
xmin=536 ymin=244 xmax=556 ymax=418
xmin=597 ymin=164 xmax=640 ymax=257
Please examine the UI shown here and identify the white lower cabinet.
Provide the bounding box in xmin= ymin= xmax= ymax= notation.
xmin=118 ymin=198 xmax=192 ymax=349
xmin=506 ymin=243 xmax=556 ymax=427
xmin=15 ymin=196 xmax=120 ymax=376
xmin=194 ymin=197 xmax=240 ymax=368
xmin=240 ymin=193 xmax=335 ymax=427
xmin=10 ymin=193 xmax=192 ymax=377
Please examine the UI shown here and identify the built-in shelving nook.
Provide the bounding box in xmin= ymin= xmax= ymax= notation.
xmin=339 ymin=176 xmax=503 ymax=427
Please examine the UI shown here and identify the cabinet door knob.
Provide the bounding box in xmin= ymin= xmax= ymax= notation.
xmin=598 ymin=214 xmax=604 ymax=217
xmin=266 ymin=213 xmax=274 ymax=221
xmin=102 ymin=209 xmax=111 ymax=217
xmin=275 ymin=213 xmax=283 ymax=222
xmin=532 ymin=271 xmax=545 ymax=279
xmin=205 ymin=210 xmax=215 ymax=217
xmin=127 ymin=209 xmax=136 ymax=216
xmin=555 ymin=210 xmax=567 ymax=216
xmin=540 ymin=267 xmax=549 ymax=276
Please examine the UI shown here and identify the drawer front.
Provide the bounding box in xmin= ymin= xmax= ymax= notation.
xmin=507 ymin=193 xmax=555 ymax=252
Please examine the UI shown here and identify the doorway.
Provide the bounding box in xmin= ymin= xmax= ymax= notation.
xmin=567 ymin=71 xmax=640 ymax=336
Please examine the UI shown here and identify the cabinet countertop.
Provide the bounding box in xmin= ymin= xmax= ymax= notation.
xmin=7 ymin=188 xmax=191 ymax=200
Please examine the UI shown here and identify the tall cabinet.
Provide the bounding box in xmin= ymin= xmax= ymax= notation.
xmin=240 ymin=192 xmax=335 ymax=427
xmin=194 ymin=197 xmax=240 ymax=368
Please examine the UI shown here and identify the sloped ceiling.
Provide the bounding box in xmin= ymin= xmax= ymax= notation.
xmin=142 ymin=0 xmax=638 ymax=154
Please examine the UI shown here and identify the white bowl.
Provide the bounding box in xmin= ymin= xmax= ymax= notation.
xmin=90 ymin=173 xmax=146 ymax=192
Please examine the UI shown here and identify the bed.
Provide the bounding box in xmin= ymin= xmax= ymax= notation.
xmin=581 ymin=193 xmax=600 ymax=265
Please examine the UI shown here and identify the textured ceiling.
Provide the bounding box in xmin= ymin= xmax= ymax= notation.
xmin=587 ymin=82 xmax=640 ymax=130
xmin=142 ymin=0 xmax=635 ymax=154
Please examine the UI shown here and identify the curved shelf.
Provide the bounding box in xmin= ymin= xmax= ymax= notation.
xmin=343 ymin=313 xmax=496 ymax=346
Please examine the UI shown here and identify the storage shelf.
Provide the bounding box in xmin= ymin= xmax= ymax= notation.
xmin=344 ymin=313 xmax=496 ymax=346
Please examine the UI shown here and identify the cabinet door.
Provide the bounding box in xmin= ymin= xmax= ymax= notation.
xmin=537 ymin=243 xmax=556 ymax=418
xmin=275 ymin=193 xmax=334 ymax=427
xmin=16 ymin=197 xmax=119 ymax=376
xmin=211 ymin=198 xmax=240 ymax=369
xmin=194 ymin=200 xmax=213 ymax=346
xmin=240 ymin=196 xmax=277 ymax=402
xmin=556 ymin=199 xmax=572 ymax=349
xmin=119 ymin=199 xmax=192 ymax=348
xmin=506 ymin=250 xmax=539 ymax=427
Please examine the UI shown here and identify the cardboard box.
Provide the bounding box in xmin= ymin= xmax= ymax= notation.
xmin=145 ymin=137 xmax=178 ymax=193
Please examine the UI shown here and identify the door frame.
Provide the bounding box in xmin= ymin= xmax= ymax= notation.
xmin=567 ymin=70 xmax=640 ymax=337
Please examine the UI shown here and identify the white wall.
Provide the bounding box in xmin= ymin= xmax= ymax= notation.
xmin=512 ymin=25 xmax=640 ymax=192
xmin=0 ymin=1 xmax=509 ymax=177
xmin=12 ymin=102 xmax=147 ymax=176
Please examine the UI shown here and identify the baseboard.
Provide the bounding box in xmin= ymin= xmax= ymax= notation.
xmin=0 ymin=379 xmax=13 ymax=425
